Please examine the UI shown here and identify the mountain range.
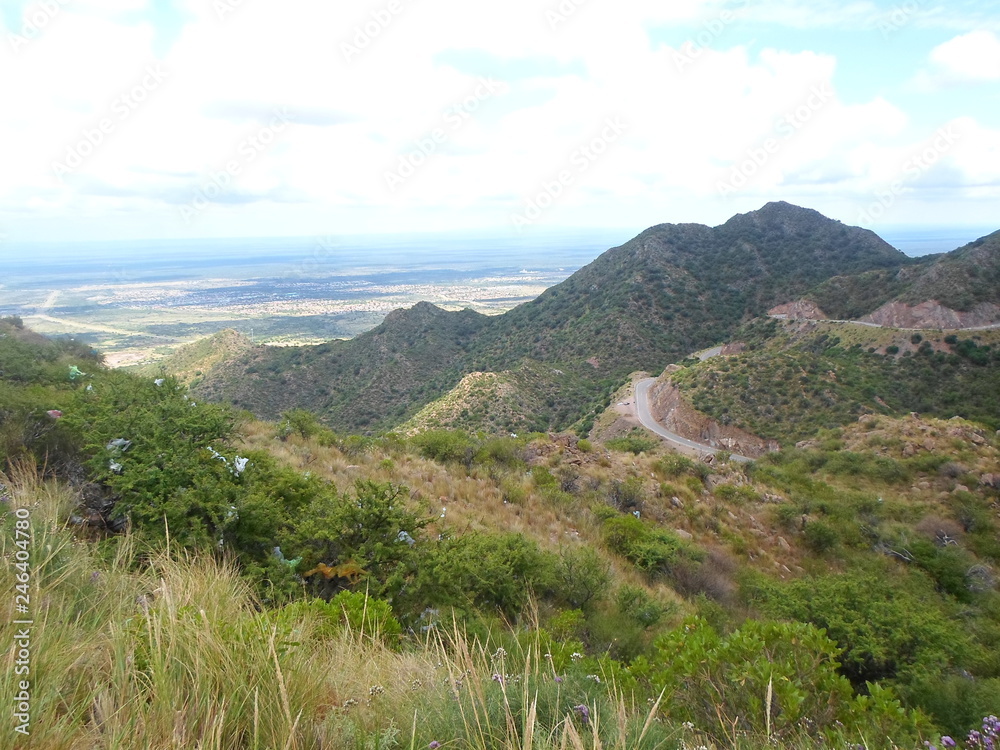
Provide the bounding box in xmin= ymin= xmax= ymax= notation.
xmin=173 ymin=202 xmax=999 ymax=436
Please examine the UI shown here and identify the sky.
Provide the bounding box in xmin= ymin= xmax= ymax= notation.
xmin=1 ymin=0 xmax=999 ymax=244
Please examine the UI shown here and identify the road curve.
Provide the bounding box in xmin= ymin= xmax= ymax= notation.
xmin=634 ymin=378 xmax=751 ymax=463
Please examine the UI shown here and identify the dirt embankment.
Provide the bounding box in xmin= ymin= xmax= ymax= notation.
xmin=646 ymin=378 xmax=780 ymax=458
xmin=768 ymin=300 xmax=828 ymax=320
xmin=860 ymin=300 xmax=1000 ymax=329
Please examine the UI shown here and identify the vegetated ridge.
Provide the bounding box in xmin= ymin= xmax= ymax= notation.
xmin=795 ymin=229 xmax=1000 ymax=327
xmin=187 ymin=201 xmax=923 ymax=435
xmin=670 ymin=317 xmax=1000 ymax=443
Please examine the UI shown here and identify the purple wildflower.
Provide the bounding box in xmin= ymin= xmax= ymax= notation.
xmin=573 ymin=705 xmax=590 ymax=725
xmin=429 ymin=742 xmax=441 ymax=749
xmin=942 ymin=738 xmax=956 ymax=749
xmin=554 ymin=676 xmax=563 ymax=683
xmin=491 ymin=673 xmax=503 ymax=684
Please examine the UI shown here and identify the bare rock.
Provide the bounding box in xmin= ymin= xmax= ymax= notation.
xmin=980 ymin=474 xmax=1000 ymax=489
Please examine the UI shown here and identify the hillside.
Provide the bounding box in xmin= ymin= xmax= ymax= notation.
xmin=138 ymin=327 xmax=253 ymax=384
xmin=396 ymin=359 xmax=604 ymax=436
xmin=5 ymin=321 xmax=1000 ymax=744
xmin=195 ymin=302 xmax=491 ymax=429
xmin=670 ymin=318 xmax=1000 ymax=443
xmin=797 ymin=229 xmax=1000 ymax=327
xmin=191 ymin=202 xmax=918 ymax=434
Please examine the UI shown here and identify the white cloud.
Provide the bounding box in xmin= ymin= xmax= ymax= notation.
xmin=911 ymin=30 xmax=1000 ymax=90
xmin=931 ymin=30 xmax=1000 ymax=80
xmin=0 ymin=0 xmax=996 ymax=240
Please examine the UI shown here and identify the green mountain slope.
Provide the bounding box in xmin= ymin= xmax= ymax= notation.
xmin=803 ymin=229 xmax=1000 ymax=321
xmin=194 ymin=302 xmax=490 ymax=429
xmin=191 ymin=202 xmax=928 ymax=434
xmin=899 ymin=229 xmax=1000 ymax=310
xmin=672 ymin=319 xmax=1000 ymax=442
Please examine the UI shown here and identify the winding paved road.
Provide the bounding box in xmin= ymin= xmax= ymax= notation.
xmin=632 ymin=313 xmax=1000 ymax=463
xmin=633 ymin=378 xmax=751 ymax=463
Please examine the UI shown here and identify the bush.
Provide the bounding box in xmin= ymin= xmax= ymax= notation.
xmin=474 ymin=436 xmax=525 ymax=469
xmin=616 ymin=584 xmax=669 ymax=628
xmin=603 ymin=515 xmax=688 ymax=578
xmin=63 ymin=371 xmax=239 ymax=548
xmin=410 ymin=429 xmax=476 ymax=466
xmin=276 ymin=592 xmax=402 ymax=646
xmin=606 ymin=435 xmax=658 ymax=455
xmin=553 ymin=546 xmax=611 ymax=610
xmin=404 ymin=532 xmax=556 ymax=621
xmin=289 ymin=480 xmax=429 ymax=606
xmin=745 ymin=569 xmax=973 ymax=687
xmin=656 ymin=453 xmax=710 ymax=481
xmin=277 ymin=408 xmax=323 ymax=440
xmin=608 ymin=476 xmax=644 ymax=511
xmin=634 ymin=616 xmax=926 ymax=741
xmin=803 ymin=520 xmax=839 ymax=553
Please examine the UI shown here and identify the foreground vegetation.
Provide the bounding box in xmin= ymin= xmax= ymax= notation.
xmin=3 ymin=317 xmax=1000 ymax=746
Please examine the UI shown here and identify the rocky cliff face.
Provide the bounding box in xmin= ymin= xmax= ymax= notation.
xmin=647 ymin=376 xmax=780 ymax=458
xmin=860 ymin=300 xmax=1000 ymax=329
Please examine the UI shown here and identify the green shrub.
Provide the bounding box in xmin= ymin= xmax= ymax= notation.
xmin=803 ymin=520 xmax=839 ymax=554
xmin=289 ymin=480 xmax=429 ymax=607
xmin=63 ymin=371 xmax=239 ymax=549
xmin=410 ymin=429 xmax=476 ymax=465
xmin=415 ymin=532 xmax=556 ymax=620
xmin=553 ymin=546 xmax=611 ymax=610
xmin=603 ymin=515 xmax=684 ymax=576
xmin=606 ymin=435 xmax=658 ymax=455
xmin=616 ymin=584 xmax=670 ymax=628
xmin=531 ymin=466 xmax=557 ymax=488
xmin=633 ymin=616 xmax=926 ymax=742
xmin=745 ymin=569 xmax=973 ymax=687
xmin=608 ymin=476 xmax=644 ymax=510
xmin=276 ymin=592 xmax=401 ymax=646
xmin=546 ymin=608 xmax=586 ymax=641
xmin=474 ymin=436 xmax=525 ymax=469
xmin=277 ymin=408 xmax=323 ymax=440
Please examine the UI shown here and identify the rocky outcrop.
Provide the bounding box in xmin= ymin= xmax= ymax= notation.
xmin=768 ymin=300 xmax=828 ymax=320
xmin=647 ymin=378 xmax=780 ymax=458
xmin=860 ymin=300 xmax=1000 ymax=330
